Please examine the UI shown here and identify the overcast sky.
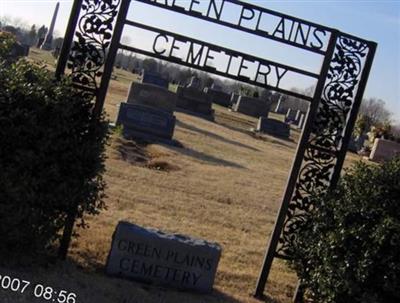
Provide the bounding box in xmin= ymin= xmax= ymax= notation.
xmin=1 ymin=0 xmax=399 ymax=120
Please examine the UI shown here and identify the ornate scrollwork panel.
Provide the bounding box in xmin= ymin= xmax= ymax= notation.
xmin=67 ymin=0 xmax=121 ymax=99
xmin=277 ymin=36 xmax=370 ymax=258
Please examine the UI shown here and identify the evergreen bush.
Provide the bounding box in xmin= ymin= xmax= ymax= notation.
xmin=289 ymin=158 xmax=400 ymax=303
xmin=0 ymin=44 xmax=108 ymax=254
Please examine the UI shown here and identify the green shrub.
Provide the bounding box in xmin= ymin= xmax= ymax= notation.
xmin=289 ymin=158 xmax=400 ymax=303
xmin=0 ymin=31 xmax=16 ymax=59
xmin=0 ymin=58 xmax=108 ymax=254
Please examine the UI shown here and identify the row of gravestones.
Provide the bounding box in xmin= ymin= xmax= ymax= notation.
xmin=109 ymin=77 xmax=400 ymax=295
xmin=115 ymin=72 xmax=304 ymax=144
xmin=274 ymin=95 xmax=307 ymax=129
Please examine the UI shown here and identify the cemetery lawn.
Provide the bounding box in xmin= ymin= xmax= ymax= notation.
xmin=0 ymin=52 xmax=361 ymax=303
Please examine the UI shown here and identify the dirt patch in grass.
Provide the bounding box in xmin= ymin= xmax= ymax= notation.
xmin=111 ymin=136 xmax=179 ymax=172
xmin=111 ymin=136 xmax=150 ymax=165
xmin=146 ymin=159 xmax=179 ymax=172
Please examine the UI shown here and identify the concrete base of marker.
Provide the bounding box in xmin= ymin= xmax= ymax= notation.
xmin=106 ymin=221 xmax=222 ymax=293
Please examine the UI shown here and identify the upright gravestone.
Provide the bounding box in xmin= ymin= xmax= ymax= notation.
xmin=187 ymin=76 xmax=201 ymax=90
xmin=176 ymin=86 xmax=214 ymax=119
xmin=274 ymin=95 xmax=286 ymax=114
xmin=126 ymin=82 xmax=176 ymax=113
xmin=106 ymin=221 xmax=222 ymax=293
xmin=211 ymin=83 xmax=222 ymax=91
xmin=369 ymin=138 xmax=400 ymax=162
xmin=285 ymin=108 xmax=298 ymax=123
xmin=204 ymin=87 xmax=231 ymax=107
xmin=141 ymin=71 xmax=169 ymax=89
xmin=115 ymin=80 xmax=177 ymax=142
xmin=255 ymin=117 xmax=290 ymax=138
xmin=296 ymin=113 xmax=306 ymax=129
xmin=10 ymin=42 xmax=30 ymax=59
xmin=116 ymin=103 xmax=176 ymax=141
xmin=230 ymin=93 xmax=240 ymax=107
xmin=233 ymin=96 xmax=271 ymax=117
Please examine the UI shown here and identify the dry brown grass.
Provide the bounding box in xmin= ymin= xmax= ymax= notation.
xmin=0 ymin=50 xmax=363 ymax=303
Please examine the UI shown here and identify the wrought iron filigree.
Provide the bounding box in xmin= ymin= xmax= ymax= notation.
xmin=277 ymin=36 xmax=369 ymax=258
xmin=67 ymin=0 xmax=121 ymax=98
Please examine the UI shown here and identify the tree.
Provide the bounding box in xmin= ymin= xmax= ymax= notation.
xmin=359 ymin=98 xmax=392 ymax=128
xmin=142 ymin=58 xmax=158 ymax=73
xmin=0 ymin=51 xmax=108 ymax=255
xmin=28 ymin=24 xmax=37 ymax=46
xmin=37 ymin=25 xmax=47 ymax=39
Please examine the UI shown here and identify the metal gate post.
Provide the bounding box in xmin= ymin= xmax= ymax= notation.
xmin=254 ymin=30 xmax=339 ymax=298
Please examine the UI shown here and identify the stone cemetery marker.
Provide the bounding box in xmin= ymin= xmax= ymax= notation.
xmin=296 ymin=113 xmax=306 ymax=129
xmin=211 ymin=83 xmax=222 ymax=91
xmin=10 ymin=42 xmax=30 ymax=59
xmin=141 ymin=71 xmax=169 ymax=88
xmin=126 ymin=82 xmax=177 ymax=113
xmin=369 ymin=138 xmax=400 ymax=162
xmin=230 ymin=93 xmax=240 ymax=107
xmin=233 ymin=96 xmax=271 ymax=117
xmin=176 ymin=86 xmax=214 ymax=119
xmin=116 ymin=103 xmax=176 ymax=141
xmin=274 ymin=95 xmax=287 ymax=114
xmin=106 ymin=221 xmax=222 ymax=293
xmin=256 ymin=117 xmax=290 ymax=138
xmin=187 ymin=76 xmax=201 ymax=90
xmin=285 ymin=108 xmax=298 ymax=123
xmin=204 ymin=87 xmax=231 ymax=107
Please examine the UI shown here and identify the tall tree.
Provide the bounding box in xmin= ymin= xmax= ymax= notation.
xmin=359 ymin=98 xmax=392 ymax=127
xmin=28 ymin=24 xmax=37 ymax=46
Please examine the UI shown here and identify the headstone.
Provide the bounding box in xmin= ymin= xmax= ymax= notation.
xmin=116 ymin=103 xmax=176 ymax=141
xmin=176 ymin=86 xmax=214 ymax=119
xmin=256 ymin=117 xmax=290 ymax=138
xmin=106 ymin=221 xmax=222 ymax=293
xmin=233 ymin=96 xmax=271 ymax=117
xmin=230 ymin=93 xmax=240 ymax=107
xmin=211 ymin=83 xmax=222 ymax=91
xmin=10 ymin=42 xmax=29 ymax=58
xmin=296 ymin=113 xmax=306 ymax=129
xmin=37 ymin=37 xmax=45 ymax=48
xmin=294 ymin=110 xmax=301 ymax=122
xmin=369 ymin=138 xmax=400 ymax=162
xmin=348 ymin=134 xmax=367 ymax=153
xmin=126 ymin=82 xmax=176 ymax=113
xmin=204 ymin=87 xmax=231 ymax=107
xmin=274 ymin=95 xmax=287 ymax=114
xmin=187 ymin=76 xmax=201 ymax=90
xmin=141 ymin=71 xmax=169 ymax=88
xmin=285 ymin=108 xmax=298 ymax=123
xmin=278 ymin=96 xmax=309 ymax=114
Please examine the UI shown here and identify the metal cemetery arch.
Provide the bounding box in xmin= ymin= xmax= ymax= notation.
xmin=56 ymin=0 xmax=376 ymax=300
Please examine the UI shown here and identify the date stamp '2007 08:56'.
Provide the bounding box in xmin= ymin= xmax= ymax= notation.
xmin=0 ymin=273 xmax=77 ymax=303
